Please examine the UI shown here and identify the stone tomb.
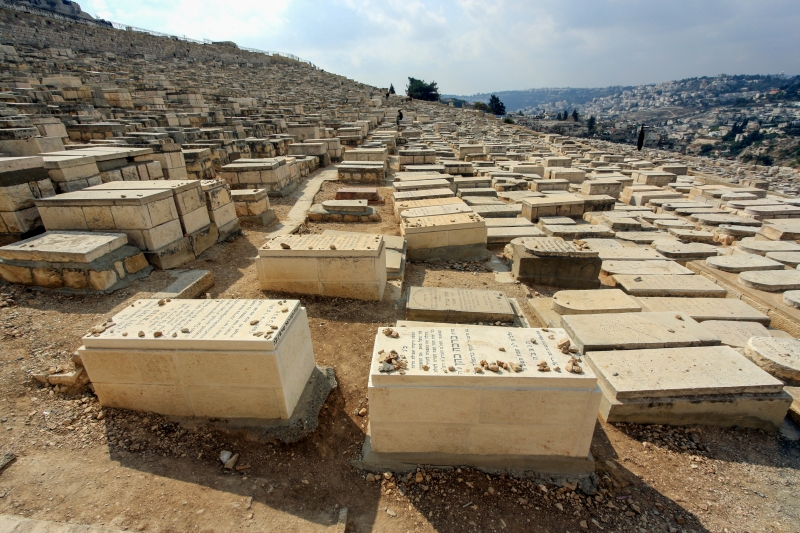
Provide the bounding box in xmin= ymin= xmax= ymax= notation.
xmin=614 ymin=274 xmax=727 ymax=298
xmin=562 ymin=312 xmax=720 ymax=352
xmin=393 ymin=197 xmax=465 ymax=221
xmin=308 ymin=200 xmax=380 ymax=223
xmin=87 ymin=180 xmax=216 ymax=257
xmin=406 ymin=287 xmax=516 ymax=323
xmin=551 ymin=289 xmax=642 ymax=315
xmin=257 ymin=233 xmax=386 ymax=300
xmin=585 ymin=346 xmax=790 ymax=429
xmin=401 ymin=213 xmax=487 ymax=261
xmin=230 ymin=189 xmax=277 ymax=226
xmin=35 ymin=188 xmax=193 ymax=269
xmin=511 ymin=237 xmax=602 ymax=289
xmin=364 ymin=325 xmax=600 ymax=475
xmin=79 ymin=299 xmax=316 ymax=419
xmin=744 ymin=337 xmax=800 ymax=386
xmin=700 ymin=320 xmax=771 ymax=348
xmin=706 ymin=254 xmax=784 ymax=273
xmin=201 ymin=180 xmax=241 ymax=242
xmin=0 ymin=231 xmax=150 ymax=291
xmin=738 ymin=270 xmax=800 ymax=292
xmin=637 ymin=297 xmax=770 ymax=324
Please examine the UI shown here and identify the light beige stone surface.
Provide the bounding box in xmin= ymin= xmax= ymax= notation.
xmin=368 ymin=325 xmax=600 ymax=458
xmin=637 ymin=297 xmax=770 ymax=324
xmin=614 ymin=274 xmax=728 ymax=297
xmin=406 ymin=287 xmax=515 ymax=323
xmin=0 ymin=231 xmax=127 ymax=263
xmin=562 ymin=311 xmax=720 ymax=352
xmin=700 ymin=320 xmax=771 ymax=348
xmin=551 ymin=289 xmax=641 ymax=315
xmin=80 ymin=299 xmax=316 ymax=419
xmin=744 ymin=337 xmax=800 ymax=386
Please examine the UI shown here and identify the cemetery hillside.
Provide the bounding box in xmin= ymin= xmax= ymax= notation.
xmin=0 ymin=2 xmax=798 ymax=533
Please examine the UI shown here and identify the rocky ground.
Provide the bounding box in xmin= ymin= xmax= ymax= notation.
xmin=0 ymin=168 xmax=799 ymax=533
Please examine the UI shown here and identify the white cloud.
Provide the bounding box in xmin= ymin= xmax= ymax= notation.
xmin=78 ymin=0 xmax=800 ymax=94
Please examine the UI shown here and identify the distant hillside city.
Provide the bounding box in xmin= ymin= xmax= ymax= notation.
xmin=445 ymin=74 xmax=800 ymax=168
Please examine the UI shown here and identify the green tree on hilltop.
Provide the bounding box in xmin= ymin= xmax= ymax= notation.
xmin=406 ymin=77 xmax=440 ymax=101
xmin=488 ymin=94 xmax=506 ymax=115
xmin=473 ymin=101 xmax=491 ymax=112
xmin=572 ymin=109 xmax=579 ymax=121
xmin=389 ymin=84 xmax=396 ymax=94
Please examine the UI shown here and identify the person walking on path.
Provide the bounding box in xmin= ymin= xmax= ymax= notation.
xmin=396 ymin=109 xmax=403 ymax=128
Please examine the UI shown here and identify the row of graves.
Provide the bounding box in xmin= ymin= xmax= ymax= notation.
xmin=0 ymin=15 xmax=798 ymax=484
xmin=216 ymin=104 xmax=800 ymax=482
xmin=0 ymin=26 xmax=413 ymax=292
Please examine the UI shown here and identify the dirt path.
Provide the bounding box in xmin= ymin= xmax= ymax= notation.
xmin=0 ymin=167 xmax=798 ymax=533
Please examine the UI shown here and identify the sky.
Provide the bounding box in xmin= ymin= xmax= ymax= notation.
xmin=81 ymin=0 xmax=800 ymax=96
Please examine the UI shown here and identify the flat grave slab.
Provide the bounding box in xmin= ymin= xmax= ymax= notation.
xmin=667 ymin=229 xmax=715 ymax=243
xmin=765 ymin=252 xmax=800 ymax=268
xmin=701 ymin=320 xmax=771 ymax=348
xmin=484 ymin=217 xmax=535 ymax=228
xmin=614 ymin=274 xmax=727 ymax=298
xmin=595 ymin=247 xmax=666 ymax=261
xmin=784 ymin=290 xmax=800 ymax=309
xmin=487 ymin=226 xmax=545 ymax=244
xmin=585 ymin=346 xmax=789 ymax=429
xmin=541 ymin=224 xmax=615 ymax=239
xmin=637 ymin=296 xmax=769 ymax=324
xmin=758 ymin=220 xmax=800 ymax=240
xmin=79 ymin=299 xmax=316 ymax=420
xmin=392 ymin=188 xmax=455 ymax=202
xmin=739 ymin=270 xmax=800 ymax=292
xmin=0 ymin=231 xmax=127 ymax=263
xmin=655 ymin=242 xmax=720 ymax=260
xmin=738 ymin=238 xmax=800 ymax=256
xmin=706 ymin=254 xmax=785 ymax=273
xmin=692 ymin=214 xmax=761 ymax=227
xmin=551 ymin=288 xmax=641 ymax=315
xmin=366 ymin=325 xmax=600 ymax=470
xmin=562 ymin=311 xmax=720 ymax=352
xmin=405 ymin=287 xmax=516 ymax=323
xmin=615 ymin=231 xmax=677 ymax=245
xmin=471 ymin=204 xmax=523 ymax=218
xmin=601 ymin=260 xmax=693 ymax=276
xmin=399 ymin=203 xmax=473 ymax=219
xmin=523 ymin=238 xmax=598 ymax=258
xmin=538 ymin=216 xmax=576 ymax=226
xmin=745 ymin=337 xmax=800 ymax=385
xmin=716 ymin=224 xmax=759 ymax=237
